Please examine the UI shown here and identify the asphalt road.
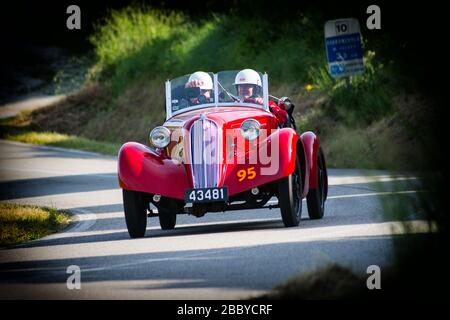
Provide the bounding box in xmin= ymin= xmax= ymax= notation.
xmin=0 ymin=140 xmax=424 ymax=299
xmin=0 ymin=95 xmax=66 ymax=119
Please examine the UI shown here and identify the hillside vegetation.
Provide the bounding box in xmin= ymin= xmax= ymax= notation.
xmin=13 ymin=6 xmax=429 ymax=170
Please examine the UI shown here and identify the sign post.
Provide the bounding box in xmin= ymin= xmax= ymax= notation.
xmin=324 ymin=18 xmax=364 ymax=78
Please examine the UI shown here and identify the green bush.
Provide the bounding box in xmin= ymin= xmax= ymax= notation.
xmin=310 ymin=50 xmax=397 ymax=126
xmin=89 ymin=8 xmax=326 ymax=93
xmin=89 ymin=7 xmax=398 ymax=124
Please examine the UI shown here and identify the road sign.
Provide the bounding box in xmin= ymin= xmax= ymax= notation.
xmin=324 ymin=18 xmax=364 ymax=78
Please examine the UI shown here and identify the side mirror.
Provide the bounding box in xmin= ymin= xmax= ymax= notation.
xmin=278 ymin=97 xmax=294 ymax=114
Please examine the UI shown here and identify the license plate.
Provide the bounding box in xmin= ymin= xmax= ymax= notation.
xmin=184 ymin=187 xmax=228 ymax=203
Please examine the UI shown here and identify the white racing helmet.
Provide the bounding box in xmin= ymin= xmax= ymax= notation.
xmin=187 ymin=71 xmax=213 ymax=90
xmin=233 ymin=69 xmax=262 ymax=87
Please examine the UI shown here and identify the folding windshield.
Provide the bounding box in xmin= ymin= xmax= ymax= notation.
xmin=165 ymin=70 xmax=268 ymax=119
xmin=166 ymin=72 xmax=216 ymax=118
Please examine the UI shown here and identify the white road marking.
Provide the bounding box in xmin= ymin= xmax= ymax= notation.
xmin=325 ymin=190 xmax=421 ymax=199
xmin=328 ymin=174 xmax=419 ymax=185
xmin=63 ymin=209 xmax=98 ymax=234
xmin=266 ymin=190 xmax=421 ymax=205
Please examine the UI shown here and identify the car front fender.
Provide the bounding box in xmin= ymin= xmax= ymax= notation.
xmin=223 ymin=127 xmax=299 ymax=196
xmin=118 ymin=142 xmax=189 ymax=200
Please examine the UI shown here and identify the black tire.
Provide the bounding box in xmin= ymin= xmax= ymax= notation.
xmin=158 ymin=209 xmax=177 ymax=230
xmin=307 ymin=148 xmax=328 ymax=219
xmin=278 ymin=157 xmax=302 ymax=227
xmin=123 ymin=189 xmax=148 ymax=238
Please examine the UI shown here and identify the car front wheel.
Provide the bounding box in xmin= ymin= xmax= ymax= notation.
xmin=123 ymin=189 xmax=148 ymax=238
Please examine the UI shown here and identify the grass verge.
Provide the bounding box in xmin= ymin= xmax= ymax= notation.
xmin=3 ymin=131 xmax=120 ymax=156
xmin=1 ymin=113 xmax=121 ymax=156
xmin=0 ymin=203 xmax=71 ymax=247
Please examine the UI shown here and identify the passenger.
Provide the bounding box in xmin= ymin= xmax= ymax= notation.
xmin=184 ymin=71 xmax=214 ymax=105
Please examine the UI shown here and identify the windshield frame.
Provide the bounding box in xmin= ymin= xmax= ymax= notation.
xmin=165 ymin=71 xmax=269 ymax=120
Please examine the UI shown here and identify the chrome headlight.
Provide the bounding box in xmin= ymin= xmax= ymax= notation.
xmin=149 ymin=126 xmax=171 ymax=148
xmin=240 ymin=119 xmax=261 ymax=141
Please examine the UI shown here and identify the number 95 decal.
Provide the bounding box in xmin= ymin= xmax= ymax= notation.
xmin=237 ymin=167 xmax=256 ymax=182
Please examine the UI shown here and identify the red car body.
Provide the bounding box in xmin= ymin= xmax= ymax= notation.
xmin=118 ymin=106 xmax=320 ymax=200
xmin=117 ymin=70 xmax=327 ymax=237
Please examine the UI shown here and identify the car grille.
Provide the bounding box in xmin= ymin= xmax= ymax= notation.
xmin=189 ymin=117 xmax=220 ymax=188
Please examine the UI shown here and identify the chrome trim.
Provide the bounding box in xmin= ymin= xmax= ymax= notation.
xmin=165 ymin=80 xmax=172 ymax=120
xmin=213 ymin=73 xmax=219 ymax=108
xmin=240 ymin=118 xmax=261 ymax=141
xmin=150 ymin=126 xmax=171 ymax=148
xmin=189 ymin=116 xmax=221 ymax=188
xmin=242 ymin=118 xmax=261 ymax=126
xmin=263 ymin=73 xmax=269 ymax=111
xmin=163 ymin=119 xmax=186 ymax=127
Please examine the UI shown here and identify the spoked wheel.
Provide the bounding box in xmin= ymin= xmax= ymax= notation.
xmin=278 ymin=157 xmax=303 ymax=227
xmin=158 ymin=209 xmax=177 ymax=230
xmin=307 ymin=148 xmax=328 ymax=219
xmin=123 ymin=189 xmax=148 ymax=238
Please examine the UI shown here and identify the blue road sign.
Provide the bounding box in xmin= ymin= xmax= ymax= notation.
xmin=324 ymin=19 xmax=364 ymax=78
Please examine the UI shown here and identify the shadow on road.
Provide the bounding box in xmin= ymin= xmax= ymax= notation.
xmin=0 ymin=173 xmax=117 ymax=200
xmin=0 ymin=233 xmax=403 ymax=295
xmin=12 ymin=219 xmax=286 ymax=248
xmin=8 ymin=204 xmax=414 ymax=249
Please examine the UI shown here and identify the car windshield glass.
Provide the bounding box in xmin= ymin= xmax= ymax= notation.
xmin=167 ymin=70 xmax=268 ymax=118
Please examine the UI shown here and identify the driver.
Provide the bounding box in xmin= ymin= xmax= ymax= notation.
xmin=234 ymin=69 xmax=264 ymax=105
xmin=234 ymin=68 xmax=288 ymax=126
xmin=184 ymin=71 xmax=213 ymax=105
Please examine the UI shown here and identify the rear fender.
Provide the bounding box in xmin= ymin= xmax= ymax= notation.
xmin=300 ymin=132 xmax=320 ymax=192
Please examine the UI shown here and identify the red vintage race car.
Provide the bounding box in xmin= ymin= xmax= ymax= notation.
xmin=118 ymin=69 xmax=328 ymax=238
